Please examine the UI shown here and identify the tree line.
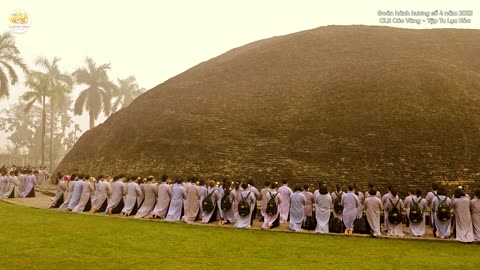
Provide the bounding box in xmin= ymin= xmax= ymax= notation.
xmin=0 ymin=32 xmax=145 ymax=170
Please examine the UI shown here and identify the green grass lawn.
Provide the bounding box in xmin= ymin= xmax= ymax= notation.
xmin=0 ymin=202 xmax=478 ymax=270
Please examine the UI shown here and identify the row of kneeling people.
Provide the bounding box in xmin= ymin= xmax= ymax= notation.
xmin=0 ymin=168 xmax=48 ymax=199
xmin=48 ymin=173 xmax=480 ymax=243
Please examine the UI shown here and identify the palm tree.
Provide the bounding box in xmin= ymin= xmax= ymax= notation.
xmin=0 ymin=32 xmax=29 ymax=98
xmin=21 ymin=72 xmax=50 ymax=166
xmin=73 ymin=57 xmax=115 ymax=129
xmin=35 ymin=57 xmax=72 ymax=171
xmin=111 ymin=76 xmax=145 ymax=112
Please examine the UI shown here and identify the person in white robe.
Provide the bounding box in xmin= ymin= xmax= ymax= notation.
xmin=121 ymin=176 xmax=142 ymax=216
xmin=331 ymin=184 xmax=344 ymax=220
xmin=406 ymin=189 xmax=427 ymax=237
xmin=73 ymin=175 xmax=95 ymax=212
xmin=198 ymin=179 xmax=207 ymax=219
xmin=183 ymin=177 xmax=192 ymax=217
xmin=425 ymin=183 xmax=439 ymax=236
xmin=68 ymin=175 xmax=84 ymax=210
xmin=165 ymin=179 xmax=187 ymax=221
xmin=451 ymin=189 xmax=474 ymax=243
xmin=303 ymin=184 xmax=314 ymax=219
xmin=91 ymin=175 xmax=112 ymax=213
xmin=364 ymin=188 xmax=383 ymax=237
xmin=315 ymin=184 xmax=332 ymax=233
xmin=135 ymin=176 xmax=158 ymax=218
xmin=342 ymin=184 xmax=359 ymax=235
xmin=431 ymin=187 xmax=452 ymax=239
xmin=151 ymin=175 xmax=172 ymax=219
xmin=231 ymin=181 xmax=243 ymax=220
xmin=218 ymin=181 xmax=235 ymax=225
xmin=183 ymin=180 xmax=201 ymax=223
xmin=247 ymin=179 xmax=260 ymax=223
xmin=201 ymin=181 xmax=220 ymax=223
xmin=381 ymin=185 xmax=393 ymax=232
xmin=289 ymin=185 xmax=306 ymax=231
xmin=49 ymin=173 xmax=66 ymax=208
xmin=385 ymin=188 xmax=404 ymax=236
xmin=234 ymin=183 xmax=257 ymax=229
xmin=59 ymin=176 xmax=74 ymax=210
xmin=470 ymin=190 xmax=480 ymax=241
xmin=259 ymin=181 xmax=271 ymax=221
xmin=278 ymin=180 xmax=292 ymax=224
xmin=106 ymin=175 xmax=126 ymax=214
xmin=354 ymin=184 xmax=364 ymax=219
xmin=20 ymin=170 xmax=40 ymax=198
xmin=261 ymin=182 xmax=281 ymax=229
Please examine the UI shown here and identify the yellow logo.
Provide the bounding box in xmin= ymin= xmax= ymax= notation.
xmin=8 ymin=9 xmax=31 ymax=33
xmin=9 ymin=11 xmax=29 ymax=25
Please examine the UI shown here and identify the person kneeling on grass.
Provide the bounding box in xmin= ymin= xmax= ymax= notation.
xmin=407 ymin=189 xmax=427 ymax=237
xmin=364 ymin=188 xmax=383 ymax=237
xmin=218 ymin=181 xmax=235 ymax=225
xmin=91 ymin=175 xmax=112 ymax=213
xmin=342 ymin=184 xmax=359 ymax=235
xmin=451 ymin=188 xmax=474 ymax=243
xmin=262 ymin=182 xmax=281 ymax=230
xmin=289 ymin=184 xmax=306 ymax=232
xmin=201 ymin=181 xmax=219 ymax=224
xmin=121 ymin=176 xmax=142 ymax=217
xmin=234 ymin=182 xmax=256 ymax=229
xmin=314 ymin=183 xmax=332 ymax=233
xmin=106 ymin=175 xmax=126 ymax=215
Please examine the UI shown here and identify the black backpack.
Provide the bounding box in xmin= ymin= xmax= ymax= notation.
xmin=436 ymin=195 xmax=451 ymax=221
xmin=266 ymin=192 xmax=278 ymax=215
xmin=388 ymin=198 xmax=402 ymax=224
xmin=353 ymin=216 xmax=371 ymax=234
xmin=238 ymin=191 xmax=251 ymax=216
xmin=333 ymin=191 xmax=344 ymax=213
xmin=409 ymin=197 xmax=423 ymax=223
xmin=202 ymin=191 xmax=214 ymax=213
xmin=220 ymin=188 xmax=232 ymax=211
xmin=329 ymin=216 xmax=344 ymax=233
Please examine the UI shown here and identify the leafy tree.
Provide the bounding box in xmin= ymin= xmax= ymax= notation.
xmin=112 ymin=76 xmax=145 ymax=112
xmin=21 ymin=72 xmax=50 ymax=165
xmin=35 ymin=57 xmax=72 ymax=171
xmin=0 ymin=32 xmax=29 ymax=98
xmin=73 ymin=57 xmax=115 ymax=129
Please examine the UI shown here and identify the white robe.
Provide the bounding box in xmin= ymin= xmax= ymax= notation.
xmin=234 ymin=190 xmax=256 ymax=228
xmin=106 ymin=180 xmax=125 ymax=210
xmin=166 ymin=184 xmax=186 ymax=221
xmin=135 ymin=182 xmax=158 ymax=218
xmin=277 ymin=185 xmax=292 ymax=223
xmin=470 ymin=197 xmax=480 ymax=241
xmin=432 ymin=195 xmax=452 ymax=239
xmin=289 ymin=191 xmax=306 ymax=231
xmin=342 ymin=192 xmax=359 ymax=229
xmin=122 ymin=182 xmax=141 ymax=215
xmin=406 ymin=195 xmax=427 ymax=236
xmin=92 ymin=180 xmax=111 ymax=210
xmin=72 ymin=181 xmax=94 ymax=212
xmin=151 ymin=183 xmax=172 ymax=218
xmin=315 ymin=193 xmax=332 ymax=233
xmin=262 ymin=191 xmax=281 ymax=229
xmin=68 ymin=180 xmax=84 ymax=210
xmin=451 ymin=196 xmax=474 ymax=243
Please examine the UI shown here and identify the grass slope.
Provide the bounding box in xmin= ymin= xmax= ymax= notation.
xmin=0 ymin=202 xmax=478 ymax=270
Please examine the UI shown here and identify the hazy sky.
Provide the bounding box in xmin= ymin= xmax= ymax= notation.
xmin=0 ymin=0 xmax=478 ymax=150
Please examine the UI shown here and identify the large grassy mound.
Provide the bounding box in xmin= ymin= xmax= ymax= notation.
xmin=57 ymin=25 xmax=480 ymax=194
xmin=0 ymin=202 xmax=478 ymax=269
